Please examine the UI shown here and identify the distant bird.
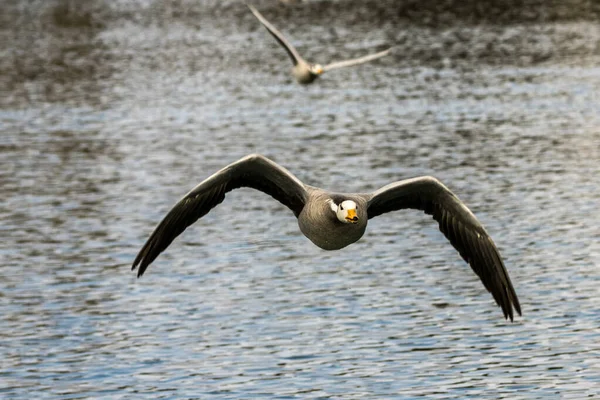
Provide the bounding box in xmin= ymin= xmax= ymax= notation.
xmin=247 ymin=4 xmax=392 ymax=84
xmin=133 ymin=154 xmax=521 ymax=321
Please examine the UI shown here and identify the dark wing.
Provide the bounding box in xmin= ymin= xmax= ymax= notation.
xmin=367 ymin=176 xmax=521 ymax=321
xmin=132 ymin=154 xmax=308 ymax=277
xmin=323 ymin=48 xmax=392 ymax=71
xmin=247 ymin=4 xmax=305 ymax=66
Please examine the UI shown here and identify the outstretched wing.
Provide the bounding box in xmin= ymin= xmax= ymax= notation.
xmin=367 ymin=176 xmax=521 ymax=321
xmin=247 ymin=4 xmax=305 ymax=66
xmin=132 ymin=154 xmax=308 ymax=277
xmin=323 ymin=48 xmax=391 ymax=71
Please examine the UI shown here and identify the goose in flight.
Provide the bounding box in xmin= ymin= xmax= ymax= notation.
xmin=132 ymin=154 xmax=521 ymax=321
xmin=247 ymin=4 xmax=392 ymax=84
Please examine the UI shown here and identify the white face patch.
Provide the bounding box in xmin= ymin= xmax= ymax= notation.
xmin=328 ymin=199 xmax=338 ymax=212
xmin=335 ymin=200 xmax=358 ymax=223
xmin=340 ymin=200 xmax=357 ymax=211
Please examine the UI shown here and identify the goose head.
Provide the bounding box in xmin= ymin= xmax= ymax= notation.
xmin=309 ymin=63 xmax=324 ymax=76
xmin=330 ymin=199 xmax=359 ymax=224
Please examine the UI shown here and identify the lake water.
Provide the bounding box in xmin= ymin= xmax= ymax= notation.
xmin=2 ymin=0 xmax=600 ymax=398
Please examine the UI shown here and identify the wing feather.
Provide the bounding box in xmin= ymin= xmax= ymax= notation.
xmin=367 ymin=176 xmax=521 ymax=320
xmin=132 ymin=154 xmax=308 ymax=276
xmin=322 ymin=48 xmax=391 ymax=71
xmin=247 ymin=4 xmax=304 ymax=66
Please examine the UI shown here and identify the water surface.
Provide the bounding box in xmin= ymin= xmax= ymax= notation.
xmin=2 ymin=1 xmax=600 ymax=398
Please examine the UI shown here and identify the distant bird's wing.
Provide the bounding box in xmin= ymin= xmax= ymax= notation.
xmin=247 ymin=4 xmax=305 ymax=66
xmin=322 ymin=48 xmax=391 ymax=71
xmin=366 ymin=176 xmax=521 ymax=321
xmin=132 ymin=154 xmax=308 ymax=276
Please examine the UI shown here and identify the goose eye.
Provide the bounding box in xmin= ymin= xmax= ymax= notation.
xmin=340 ymin=205 xmax=344 ymax=210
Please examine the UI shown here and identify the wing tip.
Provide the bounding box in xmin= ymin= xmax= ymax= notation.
xmin=502 ymin=294 xmax=522 ymax=322
xmin=246 ymin=3 xmax=264 ymax=21
xmin=131 ymin=258 xmax=141 ymax=273
xmin=132 ymin=246 xmax=150 ymax=278
xmin=132 ymin=258 xmax=148 ymax=278
xmin=505 ymin=280 xmax=522 ymax=322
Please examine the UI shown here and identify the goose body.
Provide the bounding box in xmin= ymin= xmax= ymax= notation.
xmin=292 ymin=63 xmax=321 ymax=85
xmin=247 ymin=4 xmax=391 ymax=84
xmin=133 ymin=154 xmax=521 ymax=321
xmin=298 ymin=188 xmax=368 ymax=250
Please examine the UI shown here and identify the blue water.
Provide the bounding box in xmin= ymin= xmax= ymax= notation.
xmin=2 ymin=1 xmax=600 ymax=398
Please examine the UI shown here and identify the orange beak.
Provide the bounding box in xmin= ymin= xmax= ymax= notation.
xmin=345 ymin=209 xmax=358 ymax=224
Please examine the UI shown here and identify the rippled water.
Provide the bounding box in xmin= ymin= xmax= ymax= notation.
xmin=2 ymin=0 xmax=600 ymax=398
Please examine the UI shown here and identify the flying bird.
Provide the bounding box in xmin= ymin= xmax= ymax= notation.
xmin=132 ymin=154 xmax=521 ymax=321
xmin=247 ymin=4 xmax=392 ymax=84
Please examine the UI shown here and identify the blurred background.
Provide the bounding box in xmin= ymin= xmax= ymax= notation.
xmin=1 ymin=0 xmax=600 ymax=398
